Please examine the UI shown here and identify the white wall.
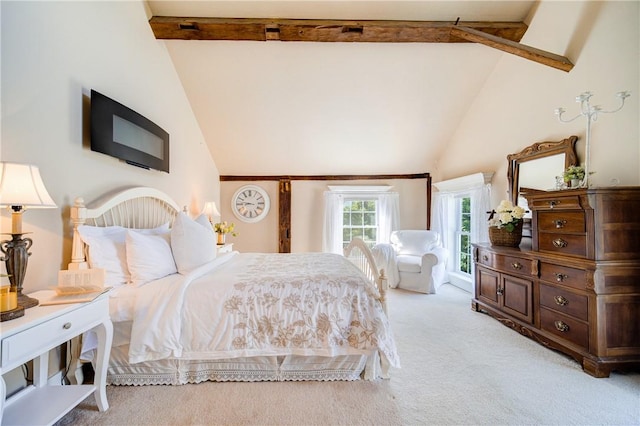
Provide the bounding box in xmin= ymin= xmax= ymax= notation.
xmin=436 ymin=0 xmax=639 ymax=205
xmin=1 ymin=1 xmax=219 ymax=291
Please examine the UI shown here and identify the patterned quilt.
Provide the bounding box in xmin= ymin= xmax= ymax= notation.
xmin=127 ymin=252 xmax=400 ymax=370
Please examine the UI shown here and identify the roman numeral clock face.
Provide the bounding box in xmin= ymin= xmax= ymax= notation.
xmin=231 ymin=185 xmax=271 ymax=223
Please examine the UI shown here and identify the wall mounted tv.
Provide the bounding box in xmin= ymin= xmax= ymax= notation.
xmin=90 ymin=89 xmax=169 ymax=173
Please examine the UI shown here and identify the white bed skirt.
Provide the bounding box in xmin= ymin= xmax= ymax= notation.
xmin=103 ymin=345 xmax=372 ymax=385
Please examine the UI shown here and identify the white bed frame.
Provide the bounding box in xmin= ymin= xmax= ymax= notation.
xmin=69 ymin=187 xmax=390 ymax=383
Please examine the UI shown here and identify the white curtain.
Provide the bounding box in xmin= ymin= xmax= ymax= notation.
xmin=431 ymin=183 xmax=492 ymax=276
xmin=377 ymin=192 xmax=400 ymax=244
xmin=322 ymin=190 xmax=399 ymax=254
xmin=322 ymin=191 xmax=344 ymax=254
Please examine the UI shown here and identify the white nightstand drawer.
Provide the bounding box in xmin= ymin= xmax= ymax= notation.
xmin=1 ymin=303 xmax=102 ymax=369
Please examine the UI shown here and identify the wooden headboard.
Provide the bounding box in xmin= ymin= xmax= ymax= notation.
xmin=69 ymin=187 xmax=180 ymax=270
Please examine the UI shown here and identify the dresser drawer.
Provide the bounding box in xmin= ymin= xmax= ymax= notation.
xmin=1 ymin=303 xmax=104 ymax=368
xmin=538 ymin=211 xmax=586 ymax=233
xmin=476 ymin=247 xmax=494 ymax=267
xmin=528 ymin=195 xmax=583 ymax=211
xmin=540 ymin=307 xmax=589 ymax=350
xmin=538 ymin=233 xmax=587 ymax=257
xmin=539 ymin=262 xmax=587 ymax=290
xmin=539 ymin=283 xmax=588 ymax=321
xmin=495 ymin=254 xmax=534 ymax=276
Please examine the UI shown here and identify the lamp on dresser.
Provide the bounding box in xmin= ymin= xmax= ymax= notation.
xmin=0 ymin=162 xmax=57 ymax=311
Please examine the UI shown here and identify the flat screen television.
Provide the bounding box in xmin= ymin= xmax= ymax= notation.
xmin=90 ymin=89 xmax=169 ymax=173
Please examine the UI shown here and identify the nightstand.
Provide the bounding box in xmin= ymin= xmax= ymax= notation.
xmin=0 ymin=291 xmax=113 ymax=425
xmin=216 ymin=243 xmax=234 ymax=255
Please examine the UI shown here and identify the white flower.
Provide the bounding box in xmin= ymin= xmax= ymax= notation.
xmin=496 ymin=200 xmax=514 ymax=212
xmin=489 ymin=199 xmax=527 ymax=233
xmin=512 ymin=206 xmax=526 ymax=219
xmin=499 ymin=212 xmax=514 ymax=224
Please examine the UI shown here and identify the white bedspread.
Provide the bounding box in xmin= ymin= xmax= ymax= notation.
xmin=122 ymin=252 xmax=399 ymax=370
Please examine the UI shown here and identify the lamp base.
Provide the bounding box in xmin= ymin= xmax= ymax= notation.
xmin=1 ymin=305 xmax=25 ymax=322
xmin=18 ymin=293 xmax=39 ymax=309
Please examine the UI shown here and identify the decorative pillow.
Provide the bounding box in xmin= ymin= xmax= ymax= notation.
xmin=171 ymin=212 xmax=216 ymax=274
xmin=194 ymin=214 xmax=213 ymax=230
xmin=125 ymin=230 xmax=177 ymax=287
xmin=77 ymin=223 xmax=170 ymax=286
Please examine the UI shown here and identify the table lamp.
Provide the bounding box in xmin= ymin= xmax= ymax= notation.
xmin=202 ymin=201 xmax=221 ymax=225
xmin=0 ymin=162 xmax=57 ymax=310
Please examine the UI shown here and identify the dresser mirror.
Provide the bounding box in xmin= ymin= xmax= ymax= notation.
xmin=507 ymin=136 xmax=578 ymax=206
xmin=507 ymin=136 xmax=578 ymax=236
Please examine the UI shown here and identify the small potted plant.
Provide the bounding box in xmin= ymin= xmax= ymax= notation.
xmin=213 ymin=221 xmax=238 ymax=245
xmin=563 ymin=165 xmax=585 ymax=188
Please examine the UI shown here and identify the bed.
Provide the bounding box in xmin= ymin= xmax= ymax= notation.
xmin=70 ymin=187 xmax=399 ymax=385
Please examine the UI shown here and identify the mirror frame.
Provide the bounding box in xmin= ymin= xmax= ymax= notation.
xmin=507 ymin=136 xmax=578 ymax=205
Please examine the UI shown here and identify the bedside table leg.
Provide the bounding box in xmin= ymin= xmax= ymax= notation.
xmin=92 ymin=319 xmax=113 ymax=412
xmin=33 ymin=353 xmax=49 ymax=387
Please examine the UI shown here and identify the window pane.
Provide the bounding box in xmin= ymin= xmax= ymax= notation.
xmin=364 ymin=213 xmax=375 ymax=226
xmin=461 ymin=234 xmax=470 ymax=252
xmin=456 ymin=197 xmax=472 ymax=276
xmin=342 ymin=198 xmax=379 ymax=249
xmin=364 ymin=228 xmax=376 ymax=241
xmin=462 ymin=197 xmax=471 ymax=214
xmin=460 ymin=253 xmax=471 ymax=274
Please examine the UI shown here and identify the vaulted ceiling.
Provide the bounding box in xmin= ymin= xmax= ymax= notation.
xmin=147 ymin=1 xmax=540 ymax=176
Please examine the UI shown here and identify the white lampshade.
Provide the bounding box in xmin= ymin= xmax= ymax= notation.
xmin=0 ymin=162 xmax=57 ymax=209
xmin=202 ymin=201 xmax=221 ymax=221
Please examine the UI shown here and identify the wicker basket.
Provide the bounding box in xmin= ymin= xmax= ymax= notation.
xmin=489 ymin=221 xmax=523 ymax=247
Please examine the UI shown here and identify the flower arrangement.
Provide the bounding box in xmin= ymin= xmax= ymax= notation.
xmin=488 ymin=200 xmax=526 ymax=233
xmin=213 ymin=221 xmax=238 ymax=236
xmin=563 ymin=165 xmax=585 ymax=182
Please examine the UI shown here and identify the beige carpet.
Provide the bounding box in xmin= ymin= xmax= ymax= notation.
xmin=56 ymin=284 xmax=639 ymax=425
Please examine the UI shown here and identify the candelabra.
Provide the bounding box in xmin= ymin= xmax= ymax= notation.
xmin=555 ymin=91 xmax=630 ymax=188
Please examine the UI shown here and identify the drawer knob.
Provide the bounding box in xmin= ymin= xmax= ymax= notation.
xmin=549 ymin=200 xmax=560 ymax=209
xmin=552 ymin=238 xmax=568 ymax=248
xmin=496 ymin=287 xmax=504 ymax=296
xmin=553 ymin=219 xmax=567 ymax=229
xmin=483 ymin=255 xmax=489 ymax=261
xmin=554 ymin=320 xmax=570 ymax=332
xmin=554 ymin=273 xmax=568 ymax=282
xmin=63 ymin=322 xmax=72 ymax=330
xmin=511 ymin=262 xmax=522 ymax=270
xmin=554 ymin=295 xmax=569 ymax=306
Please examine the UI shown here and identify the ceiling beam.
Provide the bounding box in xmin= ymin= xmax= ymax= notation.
xmin=148 ymin=17 xmax=573 ymax=72
xmin=449 ymin=26 xmax=574 ymax=72
xmin=149 ymin=17 xmax=528 ymax=43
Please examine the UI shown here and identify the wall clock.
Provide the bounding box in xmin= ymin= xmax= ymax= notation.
xmin=231 ymin=184 xmax=270 ymax=223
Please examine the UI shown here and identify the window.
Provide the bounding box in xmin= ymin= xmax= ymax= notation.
xmin=342 ymin=199 xmax=377 ymax=249
xmin=323 ymin=186 xmax=398 ymax=255
xmin=456 ymin=196 xmax=472 ymax=275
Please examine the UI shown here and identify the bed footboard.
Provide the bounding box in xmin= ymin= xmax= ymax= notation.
xmin=344 ymin=238 xmax=388 ymax=313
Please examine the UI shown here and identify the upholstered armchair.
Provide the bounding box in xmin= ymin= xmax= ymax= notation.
xmin=373 ymin=230 xmax=448 ymax=294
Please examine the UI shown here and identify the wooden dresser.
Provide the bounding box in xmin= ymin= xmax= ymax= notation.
xmin=472 ymin=187 xmax=640 ymax=377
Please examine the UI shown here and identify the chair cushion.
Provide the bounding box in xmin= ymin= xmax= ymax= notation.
xmin=396 ymin=255 xmax=422 ymax=273
xmin=390 ymin=230 xmax=440 ymax=255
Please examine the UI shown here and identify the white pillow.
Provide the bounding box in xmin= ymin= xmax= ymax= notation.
xmin=194 ymin=214 xmax=213 ymax=230
xmin=171 ymin=212 xmax=216 ymax=274
xmin=126 ymin=230 xmax=177 ymax=287
xmin=77 ymin=223 xmax=170 ymax=286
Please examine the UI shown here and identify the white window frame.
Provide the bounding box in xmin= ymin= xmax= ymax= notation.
xmin=455 ymin=195 xmax=472 ymax=276
xmin=432 ymin=173 xmax=493 ymax=293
